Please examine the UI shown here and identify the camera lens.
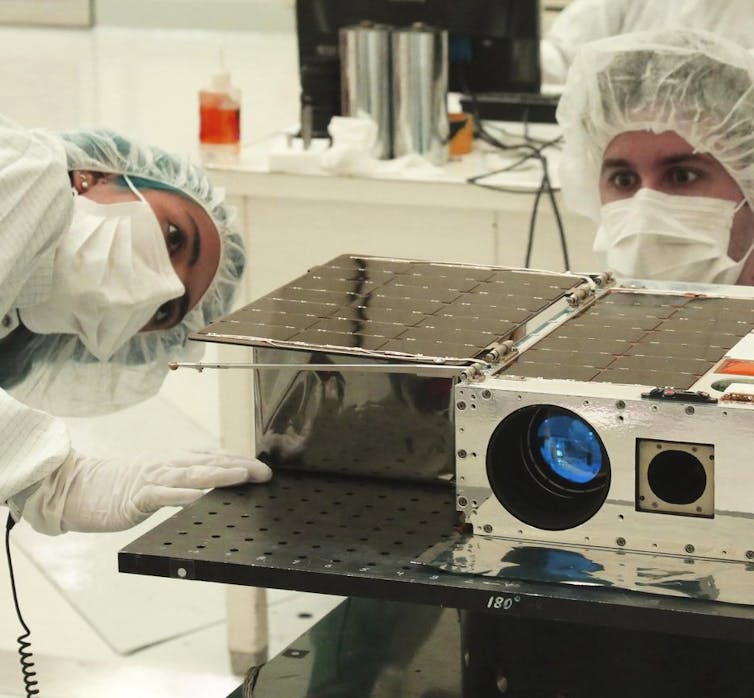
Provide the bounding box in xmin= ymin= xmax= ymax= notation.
xmin=534 ymin=413 xmax=603 ymax=486
xmin=486 ymin=405 xmax=610 ymax=530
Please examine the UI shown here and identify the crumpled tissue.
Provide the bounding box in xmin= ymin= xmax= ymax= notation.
xmin=321 ymin=115 xmax=448 ymax=181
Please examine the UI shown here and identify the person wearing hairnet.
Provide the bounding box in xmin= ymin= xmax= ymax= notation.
xmin=556 ymin=28 xmax=754 ymax=286
xmin=0 ymin=114 xmax=271 ymax=535
xmin=541 ymin=0 xmax=754 ymax=85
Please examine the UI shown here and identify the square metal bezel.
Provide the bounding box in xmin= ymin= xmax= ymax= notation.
xmin=636 ymin=439 xmax=715 ymax=518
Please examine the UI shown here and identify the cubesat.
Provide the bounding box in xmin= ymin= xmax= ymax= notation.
xmin=189 ymin=254 xmax=754 ymax=605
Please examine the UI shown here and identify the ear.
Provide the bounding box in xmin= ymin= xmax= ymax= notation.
xmin=71 ymin=170 xmax=116 ymax=195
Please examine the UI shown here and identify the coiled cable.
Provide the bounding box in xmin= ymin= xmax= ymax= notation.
xmin=5 ymin=513 xmax=40 ymax=697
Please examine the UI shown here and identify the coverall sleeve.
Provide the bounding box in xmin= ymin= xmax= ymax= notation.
xmin=0 ymin=114 xmax=74 ymax=510
xmin=0 ymin=390 xmax=71 ymax=515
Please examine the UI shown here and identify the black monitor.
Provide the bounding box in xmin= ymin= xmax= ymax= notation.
xmin=296 ymin=0 xmax=544 ymax=137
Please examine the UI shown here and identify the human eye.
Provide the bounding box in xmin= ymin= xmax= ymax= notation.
xmin=152 ymin=300 xmax=174 ymax=326
xmin=608 ymin=169 xmax=638 ymax=190
xmin=165 ymin=223 xmax=186 ymax=255
xmin=667 ymin=166 xmax=700 ymax=186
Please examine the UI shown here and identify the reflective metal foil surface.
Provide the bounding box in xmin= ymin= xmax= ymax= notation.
xmin=192 ymin=255 xmax=586 ymax=482
xmin=418 ymin=534 xmax=754 ymax=606
xmin=339 ymin=23 xmax=393 ymax=159
xmin=253 ymin=346 xmax=457 ymax=481
xmin=391 ymin=24 xmax=449 ymax=164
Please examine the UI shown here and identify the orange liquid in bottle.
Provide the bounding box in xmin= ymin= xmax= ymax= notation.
xmin=199 ymin=90 xmax=240 ymax=161
xmin=199 ymin=96 xmax=240 ymax=144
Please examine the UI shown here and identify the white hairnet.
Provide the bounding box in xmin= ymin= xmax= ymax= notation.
xmin=557 ymin=28 xmax=754 ymax=222
xmin=6 ymin=130 xmax=245 ymax=416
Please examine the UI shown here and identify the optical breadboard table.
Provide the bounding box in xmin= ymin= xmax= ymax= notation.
xmin=118 ymin=469 xmax=754 ymax=643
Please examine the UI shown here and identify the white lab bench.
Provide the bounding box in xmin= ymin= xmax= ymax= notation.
xmin=175 ymin=127 xmax=599 ymax=452
xmin=190 ymin=129 xmax=600 ymax=673
xmin=207 ymin=130 xmax=598 ymax=305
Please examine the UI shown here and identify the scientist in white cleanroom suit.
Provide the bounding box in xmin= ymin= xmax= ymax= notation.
xmin=555 ymin=28 xmax=754 ymax=285
xmin=541 ymin=0 xmax=754 ymax=85
xmin=0 ymin=116 xmax=271 ymax=535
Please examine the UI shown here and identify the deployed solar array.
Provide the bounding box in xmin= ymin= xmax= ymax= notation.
xmin=507 ymin=292 xmax=754 ymax=389
xmin=193 ymin=255 xmax=583 ymax=363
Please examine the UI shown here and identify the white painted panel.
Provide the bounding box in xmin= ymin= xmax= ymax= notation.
xmin=0 ymin=0 xmax=91 ymax=26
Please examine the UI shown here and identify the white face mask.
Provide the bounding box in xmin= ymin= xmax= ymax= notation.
xmin=594 ymin=188 xmax=750 ymax=285
xmin=21 ymin=177 xmax=184 ymax=361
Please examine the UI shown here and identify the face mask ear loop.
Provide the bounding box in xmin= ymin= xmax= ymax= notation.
xmin=122 ymin=174 xmax=148 ymax=205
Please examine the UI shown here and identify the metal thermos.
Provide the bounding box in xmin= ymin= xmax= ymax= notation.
xmin=391 ymin=24 xmax=449 ymax=165
xmin=339 ymin=22 xmax=393 ymax=159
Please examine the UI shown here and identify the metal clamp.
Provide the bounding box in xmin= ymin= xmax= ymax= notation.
xmin=566 ymin=282 xmax=595 ymax=308
xmin=459 ymin=362 xmax=489 ymax=383
xmin=482 ymin=339 xmax=516 ymax=365
xmin=590 ymin=271 xmax=615 ymax=288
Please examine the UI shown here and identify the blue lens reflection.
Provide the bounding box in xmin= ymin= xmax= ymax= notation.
xmin=535 ymin=414 xmax=602 ymax=484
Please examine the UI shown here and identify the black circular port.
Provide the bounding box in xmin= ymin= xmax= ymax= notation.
xmin=486 ymin=405 xmax=610 ymax=530
xmin=647 ymin=450 xmax=707 ymax=505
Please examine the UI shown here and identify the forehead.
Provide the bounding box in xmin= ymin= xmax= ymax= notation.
xmin=602 ymin=130 xmax=718 ymax=168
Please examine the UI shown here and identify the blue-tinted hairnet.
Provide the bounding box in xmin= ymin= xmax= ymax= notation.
xmin=7 ymin=130 xmax=245 ymax=416
xmin=557 ymin=28 xmax=754 ymax=222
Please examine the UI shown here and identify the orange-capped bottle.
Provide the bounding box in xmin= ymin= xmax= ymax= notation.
xmin=199 ymin=69 xmax=241 ymax=162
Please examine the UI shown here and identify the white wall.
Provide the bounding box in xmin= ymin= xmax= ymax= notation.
xmin=94 ymin=0 xmax=295 ymax=32
xmin=0 ymin=0 xmax=92 ymax=26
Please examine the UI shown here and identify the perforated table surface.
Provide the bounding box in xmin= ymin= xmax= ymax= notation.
xmin=119 ymin=470 xmax=754 ymax=643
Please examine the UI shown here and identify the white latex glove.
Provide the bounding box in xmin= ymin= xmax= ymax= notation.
xmin=18 ymin=449 xmax=272 ymax=535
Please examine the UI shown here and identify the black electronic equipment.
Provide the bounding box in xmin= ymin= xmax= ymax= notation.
xmin=295 ymin=0 xmax=545 ymax=136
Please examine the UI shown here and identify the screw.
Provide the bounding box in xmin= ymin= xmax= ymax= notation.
xmin=483 ymin=524 xmax=493 ymax=534
xmin=615 ymin=400 xmax=626 ymax=410
xmin=747 ymin=550 xmax=754 ymax=560
xmin=457 ymin=401 xmax=467 ymax=410
xmin=458 ymin=496 xmax=468 ymax=507
xmin=177 ymin=567 xmax=188 ymax=578
xmin=458 ymin=449 xmax=467 ymax=458
xmin=685 ymin=405 xmax=695 ymax=415
xmin=616 ymin=537 xmax=626 ymax=547
xmin=482 ymin=389 xmax=492 ymax=399
xmin=685 ymin=544 xmax=695 ymax=554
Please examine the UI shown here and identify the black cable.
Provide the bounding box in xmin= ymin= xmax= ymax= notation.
xmin=525 ymin=170 xmax=547 ymax=268
xmin=457 ymin=65 xmax=571 ymax=271
xmin=5 ymin=513 xmax=40 ymax=697
xmin=541 ymin=156 xmax=571 ymax=270
xmin=472 ymin=135 xmax=570 ymax=271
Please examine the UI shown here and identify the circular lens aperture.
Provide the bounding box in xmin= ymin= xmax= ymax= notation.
xmin=534 ymin=414 xmax=603 ymax=485
xmin=486 ymin=404 xmax=610 ymax=530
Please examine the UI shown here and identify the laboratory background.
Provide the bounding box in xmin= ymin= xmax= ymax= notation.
xmin=0 ymin=6 xmax=334 ymax=697
xmin=2 ymin=1 xmax=752 ymax=697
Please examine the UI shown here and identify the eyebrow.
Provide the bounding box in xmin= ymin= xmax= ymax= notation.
xmin=189 ymin=215 xmax=201 ymax=267
xmin=601 ymin=153 xmax=712 ymax=171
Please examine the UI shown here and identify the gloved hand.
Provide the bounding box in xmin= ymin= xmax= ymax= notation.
xmin=19 ymin=449 xmax=272 ymax=535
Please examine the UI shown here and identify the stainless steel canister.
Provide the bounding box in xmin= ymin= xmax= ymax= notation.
xmin=391 ymin=23 xmax=449 ymax=165
xmin=339 ymin=22 xmax=393 ymax=160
